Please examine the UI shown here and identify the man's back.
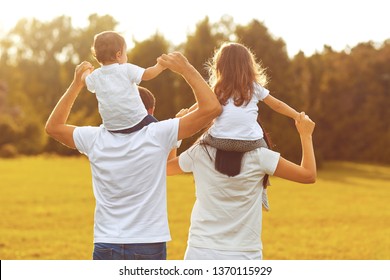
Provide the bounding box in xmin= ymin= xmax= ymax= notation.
xmin=73 ymin=118 xmax=179 ymax=243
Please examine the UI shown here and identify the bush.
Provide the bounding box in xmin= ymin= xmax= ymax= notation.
xmin=0 ymin=116 xmax=20 ymax=146
xmin=17 ymin=121 xmax=47 ymax=155
xmin=0 ymin=144 xmax=18 ymax=158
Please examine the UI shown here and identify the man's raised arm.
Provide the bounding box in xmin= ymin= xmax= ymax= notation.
xmin=157 ymin=52 xmax=222 ymax=140
xmin=45 ymin=61 xmax=93 ymax=149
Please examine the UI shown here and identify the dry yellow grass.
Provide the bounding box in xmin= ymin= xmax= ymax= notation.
xmin=0 ymin=157 xmax=389 ymax=259
xmin=261 ymin=162 xmax=390 ymax=260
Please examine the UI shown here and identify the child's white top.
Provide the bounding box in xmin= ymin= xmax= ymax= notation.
xmin=86 ymin=63 xmax=147 ymax=131
xmin=208 ymin=83 xmax=269 ymax=140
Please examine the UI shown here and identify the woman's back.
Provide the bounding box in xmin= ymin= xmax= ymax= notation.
xmin=179 ymin=145 xmax=280 ymax=251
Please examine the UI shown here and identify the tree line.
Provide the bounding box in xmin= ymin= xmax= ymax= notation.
xmin=0 ymin=14 xmax=389 ymax=166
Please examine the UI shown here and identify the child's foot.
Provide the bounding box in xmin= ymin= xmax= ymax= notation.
xmin=262 ymin=188 xmax=270 ymax=211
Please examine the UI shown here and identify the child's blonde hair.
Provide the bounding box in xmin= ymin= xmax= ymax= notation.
xmin=91 ymin=31 xmax=126 ymax=65
xmin=207 ymin=42 xmax=268 ymax=106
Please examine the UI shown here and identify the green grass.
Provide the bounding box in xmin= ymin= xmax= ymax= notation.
xmin=0 ymin=157 xmax=389 ymax=259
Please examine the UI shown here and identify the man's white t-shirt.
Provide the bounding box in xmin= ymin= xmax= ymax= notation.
xmin=85 ymin=63 xmax=148 ymax=131
xmin=73 ymin=118 xmax=179 ymax=244
xmin=179 ymin=145 xmax=280 ymax=251
xmin=208 ymin=83 xmax=269 ymax=140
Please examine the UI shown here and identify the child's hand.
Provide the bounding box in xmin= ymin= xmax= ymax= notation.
xmin=156 ymin=59 xmax=167 ymax=71
xmin=74 ymin=61 xmax=93 ymax=85
xmin=175 ymin=108 xmax=189 ymax=118
xmin=80 ymin=63 xmax=94 ymax=83
xmin=157 ymin=52 xmax=189 ymax=75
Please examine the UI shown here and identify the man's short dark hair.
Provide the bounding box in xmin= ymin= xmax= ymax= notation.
xmin=138 ymin=86 xmax=156 ymax=111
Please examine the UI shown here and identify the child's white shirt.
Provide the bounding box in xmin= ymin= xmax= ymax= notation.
xmin=208 ymin=83 xmax=269 ymax=140
xmin=86 ymin=63 xmax=147 ymax=131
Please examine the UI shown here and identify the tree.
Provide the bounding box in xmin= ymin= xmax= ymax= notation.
xmin=179 ymin=16 xmax=225 ymax=112
xmin=0 ymin=14 xmax=389 ymax=163
xmin=5 ymin=16 xmax=75 ymax=119
xmin=128 ymin=33 xmax=175 ymax=121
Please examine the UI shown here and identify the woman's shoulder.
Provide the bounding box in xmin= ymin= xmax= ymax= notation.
xmin=256 ymin=147 xmax=280 ymax=173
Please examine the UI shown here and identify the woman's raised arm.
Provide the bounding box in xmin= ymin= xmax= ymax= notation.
xmin=273 ymin=112 xmax=316 ymax=183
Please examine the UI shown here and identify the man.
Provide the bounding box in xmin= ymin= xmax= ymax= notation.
xmin=138 ymin=86 xmax=156 ymax=116
xmin=45 ymin=52 xmax=222 ymax=260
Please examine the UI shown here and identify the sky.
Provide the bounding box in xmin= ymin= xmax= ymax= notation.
xmin=0 ymin=0 xmax=389 ymax=57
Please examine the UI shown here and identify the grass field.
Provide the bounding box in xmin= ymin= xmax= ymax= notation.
xmin=0 ymin=156 xmax=389 ymax=260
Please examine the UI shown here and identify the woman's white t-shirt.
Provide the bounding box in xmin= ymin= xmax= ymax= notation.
xmin=179 ymin=144 xmax=280 ymax=251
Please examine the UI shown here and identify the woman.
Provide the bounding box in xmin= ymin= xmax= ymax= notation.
xmin=167 ymin=112 xmax=316 ymax=260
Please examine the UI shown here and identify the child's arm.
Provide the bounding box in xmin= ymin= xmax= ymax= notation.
xmin=80 ymin=68 xmax=93 ymax=85
xmin=142 ymin=62 xmax=166 ymax=81
xmin=263 ymin=94 xmax=300 ymax=120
